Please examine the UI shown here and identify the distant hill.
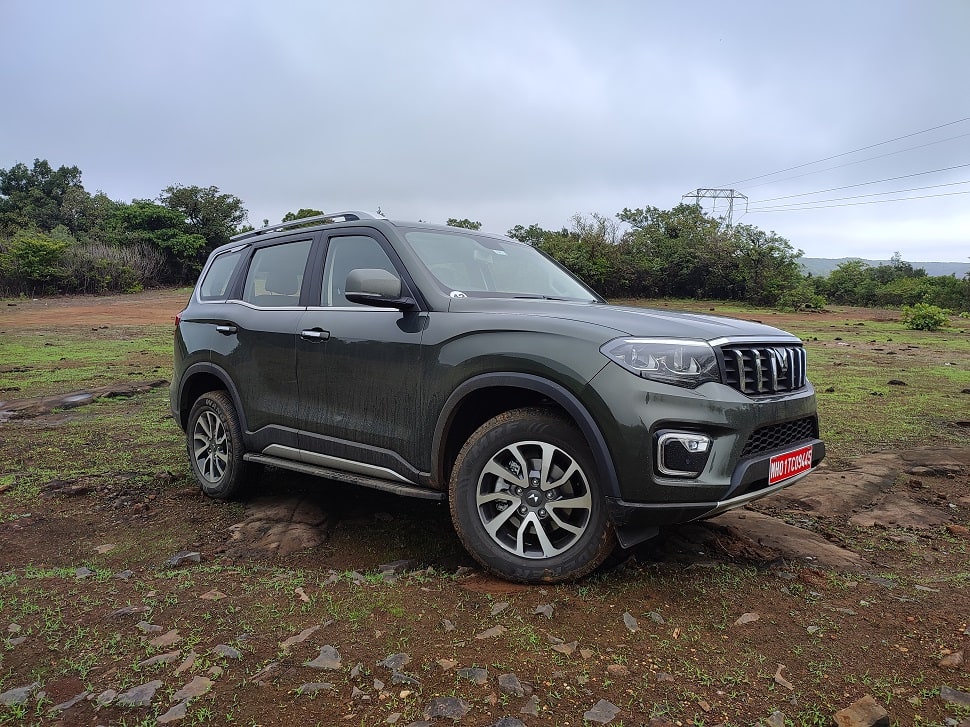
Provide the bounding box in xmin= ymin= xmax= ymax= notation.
xmin=800 ymin=257 xmax=970 ymax=278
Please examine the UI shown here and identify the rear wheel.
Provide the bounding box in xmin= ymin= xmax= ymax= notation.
xmin=449 ymin=407 xmax=616 ymax=583
xmin=185 ymin=390 xmax=252 ymax=499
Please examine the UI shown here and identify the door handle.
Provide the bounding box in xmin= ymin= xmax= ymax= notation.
xmin=216 ymin=325 xmax=238 ymax=335
xmin=300 ymin=328 xmax=330 ymax=341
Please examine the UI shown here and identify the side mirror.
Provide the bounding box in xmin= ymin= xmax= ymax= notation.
xmin=344 ymin=268 xmax=416 ymax=309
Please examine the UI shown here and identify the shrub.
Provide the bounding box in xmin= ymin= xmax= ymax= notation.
xmin=901 ymin=303 xmax=950 ymax=331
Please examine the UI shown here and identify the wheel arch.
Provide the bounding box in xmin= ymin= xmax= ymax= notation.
xmin=432 ymin=373 xmax=621 ymax=499
xmin=176 ymin=363 xmax=248 ymax=433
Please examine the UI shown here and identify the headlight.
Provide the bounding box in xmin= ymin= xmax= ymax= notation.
xmin=599 ymin=338 xmax=721 ymax=388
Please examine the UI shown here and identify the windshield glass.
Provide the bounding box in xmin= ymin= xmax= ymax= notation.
xmin=404 ymin=230 xmax=598 ymax=301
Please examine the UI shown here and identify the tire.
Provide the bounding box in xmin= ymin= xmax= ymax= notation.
xmin=185 ymin=390 xmax=252 ymax=500
xmin=449 ymin=407 xmax=616 ymax=583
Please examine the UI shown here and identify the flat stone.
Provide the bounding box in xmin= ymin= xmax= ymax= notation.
xmin=491 ymin=719 xmax=526 ymax=727
xmin=833 ymin=694 xmax=889 ymax=726
xmin=295 ymin=682 xmax=333 ymax=695
xmin=172 ymin=676 xmax=213 ymax=701
xmin=306 ymin=645 xmax=341 ymax=670
xmin=380 ymin=559 xmax=417 ymax=575
xmin=458 ymin=667 xmax=488 ymax=685
xmin=95 ymin=689 xmax=117 ymax=705
xmin=941 ymin=685 xmax=970 ymax=707
xmin=647 ymin=611 xmax=665 ymax=625
xmin=584 ymin=699 xmax=621 ymax=723
xmin=498 ymin=673 xmax=525 ymax=697
xmin=136 ymin=620 xmax=162 ymax=633
xmin=533 ymin=603 xmax=554 ymax=619
xmin=380 ymin=653 xmax=411 ymax=670
xmin=391 ymin=670 xmax=421 ymax=686
xmin=115 ymin=680 xmax=162 ymax=708
xmin=157 ymin=700 xmax=188 ymax=723
xmin=437 ymin=658 xmax=458 ymax=671
xmin=735 ymin=612 xmax=760 ymax=625
xmin=167 ymin=551 xmax=201 ymax=566
xmin=520 ymin=695 xmax=539 ymax=716
xmin=490 ymin=601 xmax=509 ymax=616
xmin=607 ymin=664 xmax=629 ymax=676
xmin=174 ymin=652 xmax=197 ymax=675
xmin=112 ymin=605 xmax=149 ymax=618
xmin=114 ymin=569 xmax=134 ymax=579
xmin=149 ymin=629 xmax=182 ymax=648
xmin=475 ymin=625 xmax=507 ymax=639
xmin=137 ymin=651 xmax=181 ymax=668
xmin=424 ymin=696 xmax=471 ymax=720
xmin=48 ymin=691 xmax=89 ymax=714
xmin=552 ymin=640 xmax=578 ymax=656
xmin=623 ymin=612 xmax=639 ymax=632
xmin=75 ymin=567 xmax=94 ymax=578
xmin=441 ymin=618 xmax=456 ymax=631
xmin=761 ymin=711 xmax=786 ymax=727
xmin=199 ymin=589 xmax=226 ymax=601
xmin=212 ymin=644 xmax=242 ymax=659
xmin=939 ymin=650 xmax=964 ymax=669
xmin=0 ymin=682 xmax=39 ymax=706
xmin=281 ymin=625 xmax=321 ymax=651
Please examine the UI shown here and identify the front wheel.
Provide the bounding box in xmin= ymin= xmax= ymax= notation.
xmin=185 ymin=390 xmax=252 ymax=499
xmin=449 ymin=407 xmax=616 ymax=583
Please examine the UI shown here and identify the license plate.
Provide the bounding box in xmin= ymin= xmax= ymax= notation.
xmin=768 ymin=444 xmax=814 ymax=485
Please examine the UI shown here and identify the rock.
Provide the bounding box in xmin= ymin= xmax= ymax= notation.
xmin=458 ymin=667 xmax=488 ymax=685
xmin=656 ymin=672 xmax=675 ymax=682
xmin=423 ymin=696 xmax=471 ymax=720
xmin=0 ymin=682 xmax=39 ymax=706
xmin=607 ymin=664 xmax=629 ymax=676
xmin=172 ymin=676 xmax=214 ymax=701
xmin=199 ymin=589 xmax=226 ymax=601
xmin=551 ymin=640 xmax=578 ymax=656
xmin=306 ymin=645 xmax=341 ymax=670
xmin=534 ymin=603 xmax=554 ymax=619
xmin=157 ymin=700 xmax=188 ymax=723
xmin=939 ymin=650 xmax=964 ymax=668
xmin=647 ymin=611 xmax=665 ymax=625
xmin=115 ymin=680 xmax=163 ymax=708
xmin=281 ymin=625 xmax=321 ymax=650
xmin=437 ymin=658 xmax=458 ymax=671
xmin=136 ymin=621 xmax=162 ymax=633
xmin=490 ymin=601 xmax=510 ymax=616
xmin=623 ymin=612 xmax=640 ymax=632
xmin=584 ymin=699 xmax=621 ymax=723
xmin=47 ymin=691 xmax=89 ymax=714
xmin=887 ymin=380 xmax=907 ymax=386
xmin=174 ymin=652 xmax=197 ymax=675
xmin=520 ymin=695 xmax=540 ymax=716
xmin=248 ymin=661 xmax=278 ymax=684
xmin=941 ymin=685 xmax=970 ymax=707
xmin=114 ymin=569 xmax=134 ymax=580
xmin=735 ymin=612 xmax=760 ymax=625
xmin=351 ymin=686 xmax=368 ymax=700
xmin=75 ymin=567 xmax=94 ymax=578
xmin=211 ymin=644 xmax=242 ymax=659
xmin=112 ymin=605 xmax=149 ymax=618
xmin=380 ymin=653 xmax=411 ymax=670
xmin=441 ymin=618 xmax=456 ymax=631
xmin=137 ymin=651 xmax=181 ymax=668
xmin=774 ymin=664 xmax=794 ymax=691
xmin=95 ymin=689 xmax=117 ymax=705
xmin=391 ymin=670 xmax=421 ymax=686
xmin=167 ymin=551 xmax=201 ymax=566
xmin=295 ymin=682 xmax=333 ymax=695
xmin=379 ymin=559 xmax=418 ymax=575
xmin=833 ymin=694 xmax=889 ymax=726
xmin=498 ymin=673 xmax=525 ymax=697
xmin=149 ymin=629 xmax=182 ymax=648
xmin=491 ymin=719 xmax=526 ymax=727
xmin=760 ymin=711 xmax=785 ymax=727
xmin=475 ymin=625 xmax=507 ymax=639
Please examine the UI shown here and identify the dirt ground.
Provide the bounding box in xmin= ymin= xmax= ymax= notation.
xmin=0 ymin=290 xmax=968 ymax=727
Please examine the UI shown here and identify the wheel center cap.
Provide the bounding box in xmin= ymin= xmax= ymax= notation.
xmin=524 ymin=490 xmax=543 ymax=507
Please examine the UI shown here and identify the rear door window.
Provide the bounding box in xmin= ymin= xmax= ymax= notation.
xmin=198 ymin=247 xmax=245 ymax=301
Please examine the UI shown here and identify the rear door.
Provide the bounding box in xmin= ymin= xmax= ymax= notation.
xmin=295 ymin=231 xmax=429 ymax=480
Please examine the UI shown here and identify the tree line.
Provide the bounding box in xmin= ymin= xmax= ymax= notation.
xmin=1 ymin=158 xmax=967 ymax=312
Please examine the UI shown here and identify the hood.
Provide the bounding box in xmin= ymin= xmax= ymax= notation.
xmin=446 ymin=298 xmax=800 ymax=343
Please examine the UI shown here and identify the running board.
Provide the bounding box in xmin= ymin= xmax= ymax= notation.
xmin=243 ymin=453 xmax=445 ymax=501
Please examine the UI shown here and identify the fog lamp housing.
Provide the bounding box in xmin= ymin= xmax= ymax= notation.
xmin=656 ymin=431 xmax=712 ymax=478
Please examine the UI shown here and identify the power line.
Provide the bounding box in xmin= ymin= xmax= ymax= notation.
xmin=748 ymin=161 xmax=970 ymax=204
xmin=749 ymin=179 xmax=970 ymax=211
xmin=747 ymin=189 xmax=970 ymax=213
xmin=738 ymin=132 xmax=970 ymax=191
xmin=721 ymin=115 xmax=970 ymax=187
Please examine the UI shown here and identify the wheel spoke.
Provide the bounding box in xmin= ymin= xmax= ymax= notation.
xmin=484 ymin=504 xmax=517 ymax=538
xmin=538 ymin=442 xmax=557 ymax=488
xmin=531 ymin=514 xmax=559 ymax=557
xmin=547 ymin=509 xmax=584 ymax=536
xmin=482 ymin=458 xmax=525 ymax=487
xmin=547 ymin=492 xmax=591 ymax=511
xmin=477 ymin=491 xmax=516 ymax=506
xmin=542 ymin=460 xmax=580 ymax=491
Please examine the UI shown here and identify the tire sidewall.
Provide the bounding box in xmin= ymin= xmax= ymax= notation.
xmin=186 ymin=391 xmax=244 ymax=499
xmin=450 ymin=410 xmax=614 ymax=583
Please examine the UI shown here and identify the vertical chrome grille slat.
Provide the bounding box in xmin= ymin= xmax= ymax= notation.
xmin=719 ymin=344 xmax=807 ymax=396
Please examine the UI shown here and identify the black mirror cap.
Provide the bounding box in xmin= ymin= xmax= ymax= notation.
xmin=345 ymin=268 xmax=417 ymax=309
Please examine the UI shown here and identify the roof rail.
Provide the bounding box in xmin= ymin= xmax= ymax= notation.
xmin=231 ymin=210 xmax=385 ymax=241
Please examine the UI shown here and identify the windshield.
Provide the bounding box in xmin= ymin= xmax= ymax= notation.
xmin=404 ymin=230 xmax=599 ymax=301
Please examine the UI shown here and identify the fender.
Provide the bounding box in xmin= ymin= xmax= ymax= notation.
xmin=177 ymin=362 xmax=249 ymax=433
xmin=432 ymin=372 xmax=621 ymax=500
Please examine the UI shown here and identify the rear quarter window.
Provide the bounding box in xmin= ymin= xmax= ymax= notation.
xmin=199 ymin=248 xmax=245 ymax=301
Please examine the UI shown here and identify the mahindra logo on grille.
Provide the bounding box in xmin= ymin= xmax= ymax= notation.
xmin=770 ymin=348 xmax=790 ymax=376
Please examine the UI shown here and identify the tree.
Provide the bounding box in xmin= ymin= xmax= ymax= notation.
xmin=158 ymin=185 xmax=247 ymax=261
xmin=281 ymin=208 xmax=325 ymax=223
xmin=446 ymin=218 xmax=482 ymax=230
xmin=0 ymin=159 xmax=90 ymax=235
xmin=110 ymin=200 xmax=207 ymax=280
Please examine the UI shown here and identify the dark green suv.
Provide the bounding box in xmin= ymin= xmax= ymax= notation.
xmin=172 ymin=211 xmax=823 ymax=582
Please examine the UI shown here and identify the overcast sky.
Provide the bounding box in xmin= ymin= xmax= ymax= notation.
xmin=2 ymin=1 xmax=968 ymax=262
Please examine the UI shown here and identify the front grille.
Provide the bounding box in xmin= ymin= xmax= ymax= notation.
xmin=720 ymin=344 xmax=807 ymax=396
xmin=741 ymin=416 xmax=818 ymax=458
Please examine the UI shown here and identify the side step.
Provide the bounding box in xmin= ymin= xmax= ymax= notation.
xmin=243 ymin=453 xmax=445 ymax=501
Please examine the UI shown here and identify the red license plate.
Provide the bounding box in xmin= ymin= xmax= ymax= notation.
xmin=768 ymin=444 xmax=814 ymax=485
